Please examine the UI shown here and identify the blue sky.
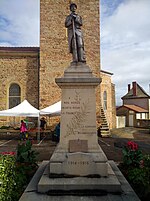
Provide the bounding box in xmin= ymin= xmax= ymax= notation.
xmin=0 ymin=0 xmax=150 ymax=105
xmin=100 ymin=0 xmax=150 ymax=105
xmin=0 ymin=0 xmax=40 ymax=46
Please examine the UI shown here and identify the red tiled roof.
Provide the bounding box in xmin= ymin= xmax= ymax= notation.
xmin=123 ymin=104 xmax=148 ymax=112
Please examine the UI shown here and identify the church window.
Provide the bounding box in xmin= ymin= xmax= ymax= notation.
xmin=103 ymin=91 xmax=107 ymax=111
xmin=9 ymin=83 xmax=21 ymax=109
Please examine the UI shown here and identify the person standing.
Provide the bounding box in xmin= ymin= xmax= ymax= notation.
xmin=40 ymin=117 xmax=47 ymax=131
xmin=65 ymin=3 xmax=86 ymax=63
xmin=40 ymin=117 xmax=47 ymax=138
xmin=52 ymin=122 xmax=60 ymax=142
xmin=20 ymin=120 xmax=27 ymax=140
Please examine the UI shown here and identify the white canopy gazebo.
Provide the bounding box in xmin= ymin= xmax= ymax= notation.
xmin=40 ymin=101 xmax=61 ymax=116
xmin=0 ymin=100 xmax=40 ymax=117
xmin=0 ymin=100 xmax=40 ymax=141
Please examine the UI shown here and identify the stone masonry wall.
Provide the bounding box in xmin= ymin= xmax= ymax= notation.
xmin=0 ymin=50 xmax=39 ymax=124
xmin=111 ymin=83 xmax=116 ymax=128
xmin=40 ymin=0 xmax=101 ymax=115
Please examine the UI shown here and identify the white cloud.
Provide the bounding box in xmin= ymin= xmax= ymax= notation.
xmin=0 ymin=0 xmax=40 ymax=46
xmin=100 ymin=0 xmax=150 ymax=105
xmin=0 ymin=0 xmax=149 ymax=105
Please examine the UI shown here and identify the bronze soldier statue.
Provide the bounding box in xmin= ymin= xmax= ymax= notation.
xmin=65 ymin=3 xmax=86 ymax=63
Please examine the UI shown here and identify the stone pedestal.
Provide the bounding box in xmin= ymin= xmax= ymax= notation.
xmin=50 ymin=62 xmax=109 ymax=177
xmin=20 ymin=160 xmax=141 ymax=201
xmin=37 ymin=62 xmax=121 ymax=193
xmin=56 ymin=62 xmax=101 ymax=153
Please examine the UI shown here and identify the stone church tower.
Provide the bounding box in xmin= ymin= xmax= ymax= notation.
xmin=0 ymin=1 xmax=116 ymax=129
xmin=39 ymin=0 xmax=101 ymax=115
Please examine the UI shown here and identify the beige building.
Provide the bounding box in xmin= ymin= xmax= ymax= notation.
xmin=117 ymin=81 xmax=150 ymax=127
xmin=0 ymin=0 xmax=116 ymax=130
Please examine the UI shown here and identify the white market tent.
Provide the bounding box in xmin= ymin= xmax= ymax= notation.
xmin=0 ymin=100 xmax=40 ymax=117
xmin=0 ymin=100 xmax=41 ymax=142
xmin=0 ymin=99 xmax=61 ymax=117
xmin=40 ymin=101 xmax=61 ymax=116
xmin=0 ymin=100 xmax=61 ymax=141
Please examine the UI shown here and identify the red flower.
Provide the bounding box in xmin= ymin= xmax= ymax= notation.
xmin=127 ymin=141 xmax=138 ymax=151
xmin=1 ymin=151 xmax=16 ymax=155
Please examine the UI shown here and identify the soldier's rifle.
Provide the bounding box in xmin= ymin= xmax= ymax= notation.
xmin=72 ymin=13 xmax=78 ymax=62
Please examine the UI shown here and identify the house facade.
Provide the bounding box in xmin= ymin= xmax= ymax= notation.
xmin=117 ymin=81 xmax=150 ymax=127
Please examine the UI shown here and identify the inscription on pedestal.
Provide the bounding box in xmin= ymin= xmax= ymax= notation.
xmin=61 ymin=90 xmax=97 ymax=138
xmin=69 ymin=140 xmax=88 ymax=152
xmin=62 ymin=153 xmax=95 ymax=176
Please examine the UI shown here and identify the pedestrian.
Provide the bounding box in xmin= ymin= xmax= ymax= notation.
xmin=40 ymin=117 xmax=47 ymax=130
xmin=20 ymin=120 xmax=27 ymax=140
xmin=52 ymin=122 xmax=60 ymax=142
xmin=40 ymin=117 xmax=47 ymax=138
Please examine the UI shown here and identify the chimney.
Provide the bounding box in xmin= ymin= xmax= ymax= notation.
xmin=128 ymin=84 xmax=131 ymax=92
xmin=132 ymin=81 xmax=137 ymax=96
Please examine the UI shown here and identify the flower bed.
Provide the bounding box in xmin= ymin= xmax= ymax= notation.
xmin=0 ymin=140 xmax=39 ymax=201
xmin=119 ymin=141 xmax=150 ymax=201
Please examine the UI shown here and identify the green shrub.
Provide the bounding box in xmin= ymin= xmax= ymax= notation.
xmin=0 ymin=126 xmax=10 ymax=129
xmin=0 ymin=153 xmax=26 ymax=201
xmin=122 ymin=141 xmax=143 ymax=168
xmin=120 ymin=141 xmax=150 ymax=200
xmin=0 ymin=141 xmax=39 ymax=201
xmin=16 ymin=140 xmax=39 ymax=182
xmin=16 ymin=140 xmax=38 ymax=165
xmin=127 ymin=155 xmax=150 ymax=200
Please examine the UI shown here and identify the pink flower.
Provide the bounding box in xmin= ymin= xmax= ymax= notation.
xmin=139 ymin=160 xmax=144 ymax=168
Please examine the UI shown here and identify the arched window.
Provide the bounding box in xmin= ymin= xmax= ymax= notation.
xmin=103 ymin=91 xmax=107 ymax=111
xmin=9 ymin=83 xmax=21 ymax=109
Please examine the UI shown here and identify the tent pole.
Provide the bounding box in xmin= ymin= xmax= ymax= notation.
xmin=37 ymin=116 xmax=40 ymax=143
